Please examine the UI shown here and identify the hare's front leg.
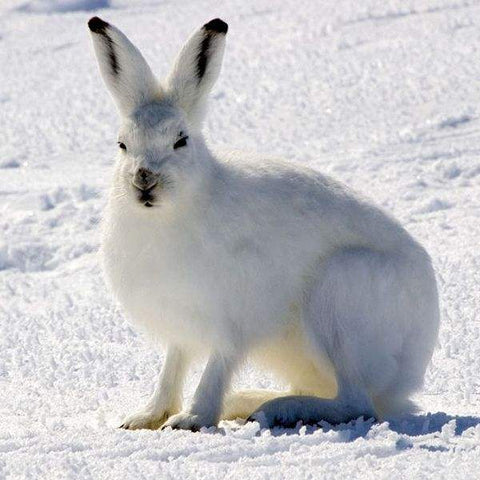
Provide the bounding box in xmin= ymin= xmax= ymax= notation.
xmin=162 ymin=352 xmax=237 ymax=431
xmin=121 ymin=346 xmax=188 ymax=430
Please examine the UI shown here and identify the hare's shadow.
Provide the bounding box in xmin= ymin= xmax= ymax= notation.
xmin=387 ymin=412 xmax=480 ymax=436
xmin=259 ymin=412 xmax=480 ymax=442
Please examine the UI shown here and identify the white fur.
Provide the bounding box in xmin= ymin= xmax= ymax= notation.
xmin=89 ymin=17 xmax=440 ymax=431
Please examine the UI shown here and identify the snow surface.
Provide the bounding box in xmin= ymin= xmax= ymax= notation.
xmin=16 ymin=0 xmax=110 ymax=14
xmin=1 ymin=0 xmax=480 ymax=478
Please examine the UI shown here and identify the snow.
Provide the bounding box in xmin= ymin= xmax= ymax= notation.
xmin=16 ymin=0 xmax=110 ymax=14
xmin=1 ymin=0 xmax=480 ymax=477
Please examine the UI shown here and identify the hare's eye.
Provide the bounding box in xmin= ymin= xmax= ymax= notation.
xmin=173 ymin=136 xmax=188 ymax=150
xmin=118 ymin=142 xmax=127 ymax=151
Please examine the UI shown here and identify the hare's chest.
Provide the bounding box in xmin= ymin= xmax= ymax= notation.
xmin=101 ymin=208 xmax=302 ymax=346
xmin=102 ymin=217 xmax=224 ymax=332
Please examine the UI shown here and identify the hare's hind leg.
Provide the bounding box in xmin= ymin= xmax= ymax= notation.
xmin=305 ymin=247 xmax=437 ymax=420
xmin=249 ymin=246 xmax=435 ymax=428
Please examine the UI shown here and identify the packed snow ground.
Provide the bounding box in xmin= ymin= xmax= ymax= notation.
xmin=1 ymin=0 xmax=480 ymax=478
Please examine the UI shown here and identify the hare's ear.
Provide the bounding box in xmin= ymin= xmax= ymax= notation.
xmin=88 ymin=17 xmax=160 ymax=116
xmin=166 ymin=19 xmax=228 ymax=128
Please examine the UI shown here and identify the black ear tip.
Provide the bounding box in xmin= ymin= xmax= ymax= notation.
xmin=88 ymin=16 xmax=109 ymax=34
xmin=203 ymin=18 xmax=228 ymax=34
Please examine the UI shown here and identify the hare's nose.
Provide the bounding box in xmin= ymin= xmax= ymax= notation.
xmin=133 ymin=168 xmax=158 ymax=191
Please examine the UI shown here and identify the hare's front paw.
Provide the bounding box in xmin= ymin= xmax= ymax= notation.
xmin=161 ymin=412 xmax=216 ymax=432
xmin=120 ymin=408 xmax=172 ymax=430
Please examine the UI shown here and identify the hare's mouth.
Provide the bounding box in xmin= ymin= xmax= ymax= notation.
xmin=139 ymin=192 xmax=155 ymax=207
xmin=133 ymin=184 xmax=157 ymax=207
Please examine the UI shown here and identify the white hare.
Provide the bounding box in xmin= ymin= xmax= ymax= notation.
xmin=89 ymin=16 xmax=439 ymax=431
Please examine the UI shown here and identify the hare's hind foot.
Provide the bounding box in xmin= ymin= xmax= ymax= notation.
xmin=247 ymin=394 xmax=376 ymax=429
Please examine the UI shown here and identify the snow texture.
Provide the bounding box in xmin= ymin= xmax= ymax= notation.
xmin=1 ymin=0 xmax=480 ymax=478
xmin=17 ymin=0 xmax=110 ymax=14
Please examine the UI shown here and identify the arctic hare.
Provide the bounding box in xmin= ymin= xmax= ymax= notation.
xmin=88 ymin=17 xmax=439 ymax=431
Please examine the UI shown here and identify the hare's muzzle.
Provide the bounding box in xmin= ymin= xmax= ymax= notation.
xmin=132 ymin=168 xmax=159 ymax=207
xmin=133 ymin=167 xmax=158 ymax=191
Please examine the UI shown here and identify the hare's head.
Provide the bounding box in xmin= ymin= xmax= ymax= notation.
xmin=88 ymin=17 xmax=227 ymax=208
